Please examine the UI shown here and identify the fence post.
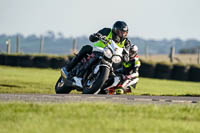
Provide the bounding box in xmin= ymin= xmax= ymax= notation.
xmin=16 ymin=35 xmax=20 ymax=53
xmin=169 ymin=46 xmax=175 ymax=63
xmin=40 ymin=35 xmax=44 ymax=54
xmin=145 ymin=44 xmax=149 ymax=59
xmin=71 ymin=38 xmax=77 ymax=54
xmin=198 ymin=48 xmax=200 ymax=64
xmin=6 ymin=39 xmax=11 ymax=54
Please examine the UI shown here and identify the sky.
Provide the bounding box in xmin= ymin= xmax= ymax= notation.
xmin=0 ymin=0 xmax=200 ymax=40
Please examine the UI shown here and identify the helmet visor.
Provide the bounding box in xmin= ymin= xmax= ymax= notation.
xmin=117 ymin=30 xmax=128 ymax=38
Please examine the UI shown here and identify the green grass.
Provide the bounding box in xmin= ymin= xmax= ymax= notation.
xmin=0 ymin=65 xmax=59 ymax=94
xmin=0 ymin=102 xmax=200 ymax=133
xmin=0 ymin=65 xmax=200 ymax=95
xmin=135 ymin=78 xmax=200 ymax=96
xmin=1 ymin=66 xmax=200 ymax=133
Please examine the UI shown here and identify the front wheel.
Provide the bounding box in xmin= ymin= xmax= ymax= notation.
xmin=83 ymin=66 xmax=110 ymax=94
xmin=55 ymin=76 xmax=72 ymax=94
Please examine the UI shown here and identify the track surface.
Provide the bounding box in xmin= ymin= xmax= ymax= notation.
xmin=0 ymin=94 xmax=200 ymax=104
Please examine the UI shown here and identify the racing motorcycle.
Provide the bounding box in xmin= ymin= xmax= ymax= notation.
xmin=55 ymin=34 xmax=129 ymax=94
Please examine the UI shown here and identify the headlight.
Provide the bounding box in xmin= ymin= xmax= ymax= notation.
xmin=112 ymin=56 xmax=121 ymax=63
xmin=104 ymin=48 xmax=112 ymax=58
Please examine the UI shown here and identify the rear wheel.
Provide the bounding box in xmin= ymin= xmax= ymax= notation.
xmin=55 ymin=76 xmax=72 ymax=94
xmin=82 ymin=66 xmax=110 ymax=94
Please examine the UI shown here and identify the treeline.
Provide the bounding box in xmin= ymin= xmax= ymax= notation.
xmin=0 ymin=31 xmax=200 ymax=55
xmin=179 ymin=46 xmax=200 ymax=54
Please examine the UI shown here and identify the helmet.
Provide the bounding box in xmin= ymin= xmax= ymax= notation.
xmin=129 ymin=45 xmax=138 ymax=59
xmin=112 ymin=21 xmax=128 ymax=40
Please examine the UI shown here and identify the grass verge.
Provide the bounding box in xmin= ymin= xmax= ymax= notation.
xmin=0 ymin=65 xmax=200 ymax=96
xmin=0 ymin=102 xmax=200 ymax=133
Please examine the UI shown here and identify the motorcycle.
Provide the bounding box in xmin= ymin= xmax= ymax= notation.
xmin=55 ymin=34 xmax=129 ymax=94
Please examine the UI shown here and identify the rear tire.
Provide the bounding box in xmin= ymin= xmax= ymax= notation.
xmin=55 ymin=76 xmax=72 ymax=94
xmin=83 ymin=66 xmax=110 ymax=94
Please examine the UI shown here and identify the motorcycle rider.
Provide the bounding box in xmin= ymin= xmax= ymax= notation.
xmin=61 ymin=21 xmax=131 ymax=78
xmin=115 ymin=44 xmax=141 ymax=94
xmin=101 ymin=44 xmax=140 ymax=94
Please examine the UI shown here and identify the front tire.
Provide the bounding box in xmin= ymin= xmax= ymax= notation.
xmin=55 ymin=76 xmax=72 ymax=94
xmin=83 ymin=66 xmax=110 ymax=94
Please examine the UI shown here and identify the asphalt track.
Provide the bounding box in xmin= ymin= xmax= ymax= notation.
xmin=0 ymin=94 xmax=200 ymax=104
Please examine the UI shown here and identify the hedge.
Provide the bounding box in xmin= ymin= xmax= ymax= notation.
xmin=154 ymin=62 xmax=173 ymax=79
xmin=170 ymin=63 xmax=189 ymax=81
xmin=188 ymin=65 xmax=200 ymax=81
xmin=1 ymin=53 xmax=200 ymax=82
xmin=0 ymin=54 xmax=6 ymax=65
xmin=17 ymin=55 xmax=34 ymax=67
xmin=49 ymin=57 xmax=68 ymax=69
xmin=0 ymin=54 xmax=68 ymax=69
xmin=139 ymin=60 xmax=155 ymax=78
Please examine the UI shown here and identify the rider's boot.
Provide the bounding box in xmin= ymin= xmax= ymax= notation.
xmin=61 ymin=67 xmax=69 ymax=79
xmin=60 ymin=52 xmax=82 ymax=79
xmin=73 ymin=77 xmax=83 ymax=88
xmin=125 ymin=83 xmax=137 ymax=93
xmin=61 ymin=45 xmax=93 ymax=78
